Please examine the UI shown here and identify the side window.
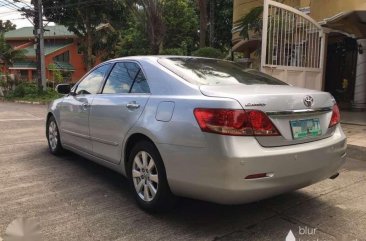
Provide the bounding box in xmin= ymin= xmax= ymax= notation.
xmin=103 ymin=62 xmax=149 ymax=94
xmin=76 ymin=64 xmax=111 ymax=95
xmin=103 ymin=62 xmax=137 ymax=94
xmin=130 ymin=70 xmax=150 ymax=93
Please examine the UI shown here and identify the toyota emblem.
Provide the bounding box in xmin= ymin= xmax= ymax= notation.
xmin=303 ymin=95 xmax=314 ymax=108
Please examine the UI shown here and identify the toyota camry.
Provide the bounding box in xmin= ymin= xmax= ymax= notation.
xmin=46 ymin=56 xmax=347 ymax=211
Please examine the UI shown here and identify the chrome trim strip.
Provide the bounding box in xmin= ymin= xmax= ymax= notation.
xmin=62 ymin=129 xmax=89 ymax=139
xmin=255 ymin=126 xmax=336 ymax=147
xmin=266 ymin=107 xmax=332 ymax=116
xmin=91 ymin=136 xmax=119 ymax=146
xmin=62 ymin=129 xmax=119 ymax=146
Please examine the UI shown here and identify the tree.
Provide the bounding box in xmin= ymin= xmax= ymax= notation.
xmin=0 ymin=34 xmax=24 ymax=96
xmin=197 ymin=0 xmax=208 ymax=48
xmin=211 ymin=0 xmax=233 ymax=51
xmin=0 ymin=20 xmax=16 ymax=33
xmin=114 ymin=9 xmax=151 ymax=57
xmin=48 ymin=63 xmax=63 ymax=86
xmin=118 ymin=0 xmax=198 ymax=56
xmin=0 ymin=34 xmax=25 ymax=75
xmin=135 ymin=0 xmax=166 ymax=55
xmin=162 ymin=0 xmax=198 ymax=54
xmin=237 ymin=6 xmax=263 ymax=40
xmin=42 ymin=0 xmax=127 ymax=70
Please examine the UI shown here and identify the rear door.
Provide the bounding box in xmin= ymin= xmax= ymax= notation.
xmin=89 ymin=61 xmax=151 ymax=164
xmin=60 ymin=64 xmax=111 ymax=153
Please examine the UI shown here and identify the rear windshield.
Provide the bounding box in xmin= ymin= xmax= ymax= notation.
xmin=158 ymin=57 xmax=287 ymax=86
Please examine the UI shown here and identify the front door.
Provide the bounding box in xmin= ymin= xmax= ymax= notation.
xmin=60 ymin=64 xmax=112 ymax=153
xmin=324 ymin=36 xmax=358 ymax=107
xmin=89 ymin=62 xmax=151 ymax=164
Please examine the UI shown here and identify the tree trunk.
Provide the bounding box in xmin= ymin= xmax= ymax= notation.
xmin=209 ymin=0 xmax=214 ymax=47
xmin=198 ymin=0 xmax=208 ymax=48
xmin=85 ymin=15 xmax=93 ymax=71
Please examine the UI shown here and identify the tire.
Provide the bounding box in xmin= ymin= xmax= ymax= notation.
xmin=46 ymin=115 xmax=64 ymax=155
xmin=127 ymin=140 xmax=176 ymax=212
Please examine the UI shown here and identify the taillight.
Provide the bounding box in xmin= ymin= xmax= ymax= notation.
xmin=247 ymin=110 xmax=280 ymax=136
xmin=193 ymin=108 xmax=280 ymax=136
xmin=329 ymin=104 xmax=340 ymax=127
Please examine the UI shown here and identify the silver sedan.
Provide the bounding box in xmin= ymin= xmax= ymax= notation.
xmin=47 ymin=56 xmax=347 ymax=212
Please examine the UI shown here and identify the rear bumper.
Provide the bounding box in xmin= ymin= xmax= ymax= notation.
xmin=158 ymin=125 xmax=347 ymax=204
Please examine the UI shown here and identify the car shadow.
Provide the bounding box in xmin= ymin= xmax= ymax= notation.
xmin=45 ymin=149 xmax=353 ymax=240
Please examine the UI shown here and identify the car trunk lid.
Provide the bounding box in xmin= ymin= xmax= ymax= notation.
xmin=200 ymin=84 xmax=336 ymax=147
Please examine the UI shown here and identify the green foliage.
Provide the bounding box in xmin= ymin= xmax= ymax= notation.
xmin=211 ymin=0 xmax=233 ymax=51
xmin=117 ymin=0 xmax=199 ymax=56
xmin=192 ymin=47 xmax=223 ymax=58
xmin=0 ymin=20 xmax=16 ymax=34
xmin=6 ymin=83 xmax=61 ymax=102
xmin=161 ymin=0 xmax=198 ymax=54
xmin=42 ymin=0 xmax=128 ymax=68
xmin=237 ymin=6 xmax=263 ymax=39
xmin=48 ymin=64 xmax=64 ymax=83
xmin=115 ymin=10 xmax=151 ymax=57
xmin=160 ymin=48 xmax=185 ymax=55
xmin=0 ymin=34 xmax=25 ymax=68
xmin=12 ymin=83 xmax=38 ymax=98
xmin=137 ymin=0 xmax=166 ymax=54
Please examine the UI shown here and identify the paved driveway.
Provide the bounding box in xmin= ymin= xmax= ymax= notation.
xmin=0 ymin=102 xmax=365 ymax=241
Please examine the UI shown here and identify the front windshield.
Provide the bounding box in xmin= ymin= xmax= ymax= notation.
xmin=158 ymin=57 xmax=287 ymax=86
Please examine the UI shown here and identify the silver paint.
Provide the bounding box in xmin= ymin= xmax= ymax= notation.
xmin=47 ymin=56 xmax=347 ymax=205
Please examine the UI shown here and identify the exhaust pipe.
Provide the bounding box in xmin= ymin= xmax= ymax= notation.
xmin=329 ymin=173 xmax=340 ymax=180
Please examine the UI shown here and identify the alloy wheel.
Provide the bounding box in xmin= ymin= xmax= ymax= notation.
xmin=132 ymin=151 xmax=159 ymax=202
xmin=48 ymin=121 xmax=58 ymax=150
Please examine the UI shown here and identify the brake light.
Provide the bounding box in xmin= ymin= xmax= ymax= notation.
xmin=193 ymin=108 xmax=280 ymax=136
xmin=247 ymin=110 xmax=280 ymax=136
xmin=329 ymin=104 xmax=340 ymax=127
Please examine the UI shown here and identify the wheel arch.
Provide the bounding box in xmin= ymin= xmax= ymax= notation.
xmin=46 ymin=112 xmax=54 ymax=123
xmin=46 ymin=111 xmax=62 ymax=141
xmin=123 ymin=132 xmax=162 ymax=177
xmin=46 ymin=112 xmax=55 ymax=137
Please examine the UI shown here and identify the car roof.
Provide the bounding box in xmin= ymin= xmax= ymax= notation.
xmin=104 ymin=55 xmax=222 ymax=63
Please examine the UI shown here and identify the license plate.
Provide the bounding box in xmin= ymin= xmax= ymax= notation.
xmin=290 ymin=118 xmax=322 ymax=139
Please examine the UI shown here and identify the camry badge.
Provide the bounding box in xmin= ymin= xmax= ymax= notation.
xmin=245 ymin=103 xmax=266 ymax=107
xmin=303 ymin=95 xmax=314 ymax=108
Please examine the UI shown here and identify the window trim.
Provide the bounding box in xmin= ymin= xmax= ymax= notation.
xmin=53 ymin=51 xmax=70 ymax=62
xmin=100 ymin=60 xmax=151 ymax=95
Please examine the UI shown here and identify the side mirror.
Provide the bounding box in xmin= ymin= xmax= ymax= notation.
xmin=56 ymin=84 xmax=71 ymax=95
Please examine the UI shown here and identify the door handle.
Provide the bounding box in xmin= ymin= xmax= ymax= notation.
xmin=82 ymin=102 xmax=89 ymax=110
xmin=126 ymin=101 xmax=140 ymax=110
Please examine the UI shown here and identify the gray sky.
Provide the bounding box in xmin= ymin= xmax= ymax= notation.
xmin=0 ymin=0 xmax=54 ymax=29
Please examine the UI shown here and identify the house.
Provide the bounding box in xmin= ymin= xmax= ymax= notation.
xmin=3 ymin=25 xmax=93 ymax=83
xmin=232 ymin=0 xmax=366 ymax=109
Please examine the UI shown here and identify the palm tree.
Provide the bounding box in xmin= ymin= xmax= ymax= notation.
xmin=136 ymin=0 xmax=165 ymax=54
xmin=236 ymin=6 xmax=263 ymax=40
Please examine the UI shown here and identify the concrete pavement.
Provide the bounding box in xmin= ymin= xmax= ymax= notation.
xmin=0 ymin=102 xmax=366 ymax=241
xmin=341 ymin=110 xmax=366 ymax=162
xmin=341 ymin=111 xmax=366 ymax=126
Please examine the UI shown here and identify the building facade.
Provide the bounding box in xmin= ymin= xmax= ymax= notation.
xmin=232 ymin=0 xmax=366 ymax=109
xmin=3 ymin=25 xmax=96 ymax=83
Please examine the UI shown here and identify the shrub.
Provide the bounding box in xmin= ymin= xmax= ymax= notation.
xmin=191 ymin=47 xmax=224 ymax=59
xmin=5 ymin=82 xmax=61 ymax=102
xmin=160 ymin=48 xmax=185 ymax=56
xmin=12 ymin=83 xmax=38 ymax=98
